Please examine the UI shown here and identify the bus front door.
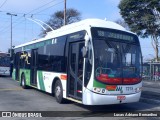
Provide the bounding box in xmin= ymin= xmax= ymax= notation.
xmin=68 ymin=42 xmax=84 ymax=100
xmin=30 ymin=49 xmax=38 ymax=86
xmin=15 ymin=52 xmax=20 ymax=81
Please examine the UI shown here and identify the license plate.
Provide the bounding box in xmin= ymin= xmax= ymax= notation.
xmin=117 ymin=96 xmax=126 ymax=100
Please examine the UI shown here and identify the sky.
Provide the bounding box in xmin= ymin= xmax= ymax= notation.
xmin=0 ymin=0 xmax=154 ymax=61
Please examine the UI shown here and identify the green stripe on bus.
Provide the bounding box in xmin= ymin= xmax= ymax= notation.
xmin=93 ymin=80 xmax=106 ymax=88
xmin=12 ymin=68 xmax=16 ymax=80
xmin=19 ymin=69 xmax=30 ymax=85
xmin=38 ymin=71 xmax=45 ymax=91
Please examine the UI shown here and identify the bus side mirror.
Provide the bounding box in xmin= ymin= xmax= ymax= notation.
xmin=82 ymin=46 xmax=88 ymax=58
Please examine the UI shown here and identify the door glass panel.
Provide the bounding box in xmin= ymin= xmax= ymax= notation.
xmin=68 ymin=42 xmax=84 ymax=100
xmin=77 ymin=42 xmax=84 ymax=98
xmin=70 ymin=44 xmax=77 ymax=74
xmin=31 ymin=49 xmax=38 ymax=86
xmin=78 ymin=43 xmax=84 ymax=81
xmin=68 ymin=43 xmax=77 ymax=96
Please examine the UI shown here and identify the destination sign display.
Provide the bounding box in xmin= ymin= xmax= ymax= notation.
xmin=91 ymin=28 xmax=137 ymax=43
xmin=97 ymin=30 xmax=134 ymax=41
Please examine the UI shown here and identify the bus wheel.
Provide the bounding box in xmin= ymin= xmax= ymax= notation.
xmin=21 ymin=74 xmax=27 ymax=89
xmin=54 ymin=80 xmax=64 ymax=103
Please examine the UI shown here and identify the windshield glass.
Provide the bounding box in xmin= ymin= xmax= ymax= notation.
xmin=0 ymin=56 xmax=10 ymax=67
xmin=92 ymin=29 xmax=142 ymax=85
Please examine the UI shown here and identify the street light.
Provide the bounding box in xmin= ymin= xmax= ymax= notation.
xmin=6 ymin=12 xmax=17 ymax=57
xmin=64 ymin=0 xmax=66 ymax=25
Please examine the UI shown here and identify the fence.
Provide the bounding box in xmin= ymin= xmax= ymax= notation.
xmin=143 ymin=61 xmax=160 ymax=81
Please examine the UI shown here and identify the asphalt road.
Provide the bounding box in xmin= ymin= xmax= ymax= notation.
xmin=0 ymin=76 xmax=159 ymax=120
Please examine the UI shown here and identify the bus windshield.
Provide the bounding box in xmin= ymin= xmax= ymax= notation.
xmin=92 ymin=28 xmax=142 ymax=85
xmin=0 ymin=56 xmax=10 ymax=67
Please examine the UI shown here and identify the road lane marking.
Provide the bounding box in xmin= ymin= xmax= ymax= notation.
xmin=0 ymin=88 xmax=23 ymax=91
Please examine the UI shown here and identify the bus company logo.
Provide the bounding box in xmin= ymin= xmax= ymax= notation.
xmin=106 ymin=86 xmax=122 ymax=92
xmin=116 ymin=86 xmax=122 ymax=92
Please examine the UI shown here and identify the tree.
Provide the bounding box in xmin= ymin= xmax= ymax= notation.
xmin=40 ymin=8 xmax=81 ymax=36
xmin=115 ymin=18 xmax=130 ymax=30
xmin=119 ymin=0 xmax=160 ymax=61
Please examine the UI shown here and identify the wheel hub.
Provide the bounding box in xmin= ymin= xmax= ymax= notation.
xmin=55 ymin=86 xmax=61 ymax=97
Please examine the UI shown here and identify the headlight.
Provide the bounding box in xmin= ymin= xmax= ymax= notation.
xmin=135 ymin=87 xmax=142 ymax=93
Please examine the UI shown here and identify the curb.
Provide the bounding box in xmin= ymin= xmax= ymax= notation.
xmin=140 ymin=97 xmax=160 ymax=105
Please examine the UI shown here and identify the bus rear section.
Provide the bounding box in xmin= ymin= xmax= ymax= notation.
xmin=0 ymin=53 xmax=10 ymax=76
xmin=82 ymin=28 xmax=142 ymax=105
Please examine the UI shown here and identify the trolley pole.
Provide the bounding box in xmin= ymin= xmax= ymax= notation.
xmin=64 ymin=0 xmax=67 ymax=25
xmin=6 ymin=13 xmax=17 ymax=57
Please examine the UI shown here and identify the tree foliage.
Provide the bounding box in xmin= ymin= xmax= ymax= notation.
xmin=115 ymin=18 xmax=130 ymax=30
xmin=40 ymin=8 xmax=81 ymax=36
xmin=119 ymin=0 xmax=160 ymax=61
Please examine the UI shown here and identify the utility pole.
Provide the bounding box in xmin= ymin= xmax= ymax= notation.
xmin=64 ymin=0 xmax=66 ymax=25
xmin=6 ymin=13 xmax=17 ymax=57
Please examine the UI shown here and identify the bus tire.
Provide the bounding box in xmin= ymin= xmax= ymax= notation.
xmin=54 ymin=80 xmax=64 ymax=103
xmin=21 ymin=74 xmax=27 ymax=89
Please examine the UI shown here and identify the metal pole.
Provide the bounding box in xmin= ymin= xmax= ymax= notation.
xmin=10 ymin=15 xmax=12 ymax=57
xmin=64 ymin=0 xmax=66 ymax=25
xmin=6 ymin=13 xmax=17 ymax=57
xmin=150 ymin=60 xmax=152 ymax=80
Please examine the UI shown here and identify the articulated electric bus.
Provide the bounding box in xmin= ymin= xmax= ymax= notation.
xmin=12 ymin=19 xmax=142 ymax=105
xmin=0 ymin=52 xmax=10 ymax=76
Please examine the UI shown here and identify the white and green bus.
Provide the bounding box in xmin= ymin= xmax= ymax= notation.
xmin=12 ymin=19 xmax=142 ymax=105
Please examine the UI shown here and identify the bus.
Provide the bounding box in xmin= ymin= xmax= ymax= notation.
xmin=12 ymin=19 xmax=142 ymax=105
xmin=0 ymin=52 xmax=10 ymax=76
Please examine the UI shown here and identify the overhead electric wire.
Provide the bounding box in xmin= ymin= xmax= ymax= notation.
xmin=0 ymin=0 xmax=63 ymax=33
xmin=0 ymin=0 xmax=8 ymax=9
xmin=11 ymin=0 xmax=64 ymax=31
xmin=26 ymin=0 xmax=60 ymax=14
xmin=0 ymin=10 xmax=50 ymax=16
xmin=0 ymin=0 xmax=57 ymax=32
xmin=33 ymin=0 xmax=64 ymax=15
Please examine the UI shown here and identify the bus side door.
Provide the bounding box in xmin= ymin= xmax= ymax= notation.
xmin=30 ymin=49 xmax=38 ymax=86
xmin=68 ymin=41 xmax=84 ymax=100
xmin=15 ymin=52 xmax=20 ymax=81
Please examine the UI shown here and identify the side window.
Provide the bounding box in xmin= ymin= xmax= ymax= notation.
xmin=37 ymin=36 xmax=66 ymax=72
xmin=19 ymin=51 xmax=31 ymax=69
xmin=38 ymin=46 xmax=50 ymax=71
xmin=25 ymin=50 xmax=31 ymax=69
xmin=49 ymin=36 xmax=66 ymax=72
xmin=20 ymin=52 xmax=25 ymax=68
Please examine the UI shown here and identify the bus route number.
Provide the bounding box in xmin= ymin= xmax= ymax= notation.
xmin=126 ymin=87 xmax=133 ymax=91
xmin=97 ymin=30 xmax=105 ymax=37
